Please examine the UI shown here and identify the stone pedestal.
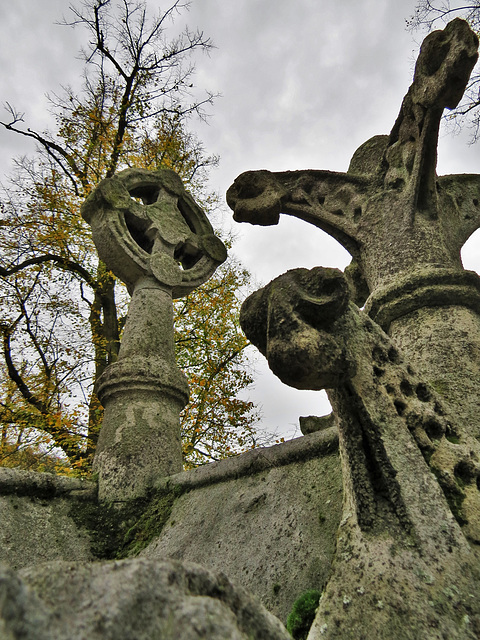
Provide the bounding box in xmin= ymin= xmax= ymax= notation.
xmin=93 ymin=278 xmax=189 ymax=501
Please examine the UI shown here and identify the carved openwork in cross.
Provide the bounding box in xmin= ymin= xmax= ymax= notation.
xmin=82 ymin=168 xmax=226 ymax=501
xmin=227 ymin=19 xmax=480 ymax=436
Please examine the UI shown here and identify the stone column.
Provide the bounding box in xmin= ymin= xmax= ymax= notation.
xmin=93 ymin=277 xmax=189 ymax=501
xmin=364 ymin=268 xmax=480 ymax=439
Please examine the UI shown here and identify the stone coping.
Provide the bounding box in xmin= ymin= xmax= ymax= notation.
xmin=0 ymin=427 xmax=339 ymax=501
xmin=155 ymin=426 xmax=339 ymax=493
xmin=0 ymin=467 xmax=97 ymax=500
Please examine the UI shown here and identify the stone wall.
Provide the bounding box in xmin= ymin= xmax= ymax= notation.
xmin=0 ymin=468 xmax=95 ymax=570
xmin=145 ymin=427 xmax=342 ymax=622
xmin=0 ymin=428 xmax=342 ymax=623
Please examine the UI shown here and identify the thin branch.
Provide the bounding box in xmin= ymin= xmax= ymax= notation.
xmin=1 ymin=327 xmax=49 ymax=415
xmin=0 ymin=117 xmax=85 ymax=195
xmin=15 ymin=273 xmax=53 ymax=379
xmin=91 ymin=1 xmax=129 ymax=81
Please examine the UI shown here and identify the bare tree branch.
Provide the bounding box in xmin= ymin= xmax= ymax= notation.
xmin=0 ymin=254 xmax=96 ymax=288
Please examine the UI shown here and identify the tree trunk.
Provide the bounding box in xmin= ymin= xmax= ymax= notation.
xmin=87 ymin=264 xmax=121 ymax=458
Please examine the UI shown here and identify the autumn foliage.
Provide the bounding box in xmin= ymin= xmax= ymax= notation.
xmin=0 ymin=0 xmax=264 ymax=474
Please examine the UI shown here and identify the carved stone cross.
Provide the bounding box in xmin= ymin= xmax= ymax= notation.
xmin=227 ymin=19 xmax=480 ymax=436
xmin=234 ymin=21 xmax=480 ymax=636
xmin=82 ymin=168 xmax=226 ymax=501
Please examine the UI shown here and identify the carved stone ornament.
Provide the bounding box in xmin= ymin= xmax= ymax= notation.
xmin=228 ymin=18 xmax=480 ymax=436
xmin=82 ymin=168 xmax=227 ymax=297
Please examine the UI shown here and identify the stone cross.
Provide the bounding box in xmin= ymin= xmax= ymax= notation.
xmin=227 ymin=19 xmax=480 ymax=437
xmin=232 ymin=20 xmax=480 ymax=637
xmin=82 ymin=168 xmax=227 ymax=501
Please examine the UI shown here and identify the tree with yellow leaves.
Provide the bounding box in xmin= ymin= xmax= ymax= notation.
xmin=0 ymin=0 xmax=264 ymax=473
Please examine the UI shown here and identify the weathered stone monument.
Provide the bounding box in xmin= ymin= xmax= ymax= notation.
xmin=228 ymin=18 xmax=480 ymax=437
xmin=81 ymin=168 xmax=227 ymax=501
xmin=2 ymin=17 xmax=480 ymax=640
xmin=228 ymin=18 xmax=480 ymax=639
xmin=239 ymin=266 xmax=480 ymax=637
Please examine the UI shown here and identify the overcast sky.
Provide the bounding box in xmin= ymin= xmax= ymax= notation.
xmin=1 ymin=1 xmax=479 ymax=440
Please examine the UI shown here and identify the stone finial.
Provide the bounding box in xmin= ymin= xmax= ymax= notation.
xmin=81 ymin=168 xmax=227 ymax=501
xmin=227 ymin=19 xmax=479 ymax=295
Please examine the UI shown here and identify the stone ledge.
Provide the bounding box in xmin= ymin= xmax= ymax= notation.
xmin=365 ymin=267 xmax=480 ymax=330
xmin=156 ymin=426 xmax=339 ymax=493
xmin=0 ymin=427 xmax=338 ymax=502
xmin=0 ymin=467 xmax=97 ymax=500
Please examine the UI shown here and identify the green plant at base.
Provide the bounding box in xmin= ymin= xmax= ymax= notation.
xmin=286 ymin=589 xmax=322 ymax=640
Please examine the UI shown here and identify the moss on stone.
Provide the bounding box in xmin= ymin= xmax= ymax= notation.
xmin=286 ymin=589 xmax=321 ymax=640
xmin=429 ymin=379 xmax=451 ymax=398
xmin=70 ymin=485 xmax=183 ymax=559
xmin=431 ymin=467 xmax=467 ymax=526
xmin=445 ymin=434 xmax=461 ymax=445
xmin=118 ymin=486 xmax=183 ymax=557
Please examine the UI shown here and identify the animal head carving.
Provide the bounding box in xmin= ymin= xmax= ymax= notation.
xmin=240 ymin=267 xmax=355 ymax=390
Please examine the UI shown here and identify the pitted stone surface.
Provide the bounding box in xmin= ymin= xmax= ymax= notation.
xmin=1 ymin=559 xmax=290 ymax=640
